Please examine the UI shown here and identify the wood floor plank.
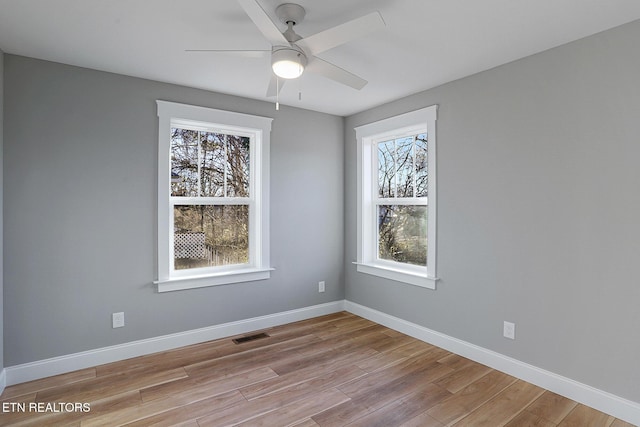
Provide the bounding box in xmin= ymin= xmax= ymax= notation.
xmin=197 ymin=359 xmax=369 ymax=426
xmin=1 ymin=391 xmax=36 ymax=404
xmin=60 ymin=390 xmax=142 ymax=425
xmin=194 ymin=389 xmax=300 ymax=425
xmin=94 ymin=340 xmax=237 ymax=378
xmin=352 ymin=350 xmax=411 ymax=374
xmin=353 ymin=338 xmax=438 ymax=373
xmin=426 ymin=370 xmax=517 ymax=425
xmin=170 ymin=421 xmax=199 ymax=427
xmin=326 ymin=315 xmax=376 ymax=330
xmin=239 ymin=364 xmax=367 ymax=401
xmin=557 ymin=404 xmax=616 ymax=427
xmin=235 ymin=388 xmax=350 ymax=427
xmin=264 ymin=312 xmax=350 ymax=336
xmin=229 ymin=328 xmax=319 ymax=353
xmin=291 ymin=419 xmax=321 ymax=427
xmin=81 ymin=390 xmax=244 ymax=427
xmin=451 ymin=379 xmax=545 ymax=427
xmin=0 ymin=313 xmax=627 ymax=427
xmin=195 ymin=391 xmax=295 ymax=426
xmin=183 ymin=336 xmax=314 ymax=379
xmin=313 ymin=361 xmax=454 ymax=427
xmin=399 ymin=411 xmax=445 ymax=427
xmin=121 ymin=391 xmax=247 ymax=427
xmin=1 ymin=368 xmax=96 ymax=400
xmin=384 ymin=338 xmax=440 ymax=359
xmin=269 ymin=337 xmax=381 ymax=376
xmin=381 ymin=328 xmax=406 ymax=338
xmin=35 ymin=367 xmax=188 ymax=404
xmin=293 ymin=324 xmax=386 ymax=357
xmin=315 ymin=315 xmax=370 ymax=331
xmin=366 ymin=333 xmax=416 ymax=353
xmin=434 ymin=360 xmax=492 ymax=394
xmin=338 ymin=348 xmax=452 ymax=399
xmin=504 ymin=409 xmax=557 ymax=427
xmin=525 ymin=391 xmax=578 ymax=424
xmin=437 ymin=353 xmax=473 ymax=368
xmin=313 ymin=318 xmax=379 ymax=339
xmin=343 ymin=382 xmax=451 ymax=427
xmin=213 ymin=332 xmax=322 ymax=365
xmin=140 ymin=366 xmax=277 ymax=403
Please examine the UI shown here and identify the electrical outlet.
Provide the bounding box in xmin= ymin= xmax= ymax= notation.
xmin=112 ymin=312 xmax=125 ymax=328
xmin=318 ymin=281 xmax=325 ymax=293
xmin=503 ymin=321 xmax=515 ymax=340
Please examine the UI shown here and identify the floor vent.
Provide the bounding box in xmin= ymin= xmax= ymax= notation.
xmin=233 ymin=332 xmax=270 ymax=344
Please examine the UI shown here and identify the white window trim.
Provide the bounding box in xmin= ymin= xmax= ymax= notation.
xmin=354 ymin=105 xmax=438 ymax=289
xmin=155 ymin=100 xmax=273 ymax=292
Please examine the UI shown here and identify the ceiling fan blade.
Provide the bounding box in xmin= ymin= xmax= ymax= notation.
xmin=185 ymin=49 xmax=270 ymax=58
xmin=297 ymin=11 xmax=385 ymax=56
xmin=266 ymin=74 xmax=286 ymax=97
xmin=237 ymin=0 xmax=289 ymax=46
xmin=306 ymin=58 xmax=367 ymax=90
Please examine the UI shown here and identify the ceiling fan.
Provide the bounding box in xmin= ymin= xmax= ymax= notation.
xmin=188 ymin=0 xmax=386 ymax=97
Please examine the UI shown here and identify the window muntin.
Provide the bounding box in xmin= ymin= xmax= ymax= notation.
xmin=156 ymin=101 xmax=272 ymax=292
xmin=355 ymin=105 xmax=437 ymax=289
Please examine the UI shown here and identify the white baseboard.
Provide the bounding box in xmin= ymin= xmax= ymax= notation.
xmin=344 ymin=300 xmax=640 ymax=426
xmin=0 ymin=368 xmax=6 ymax=396
xmin=5 ymin=300 xmax=345 ymax=387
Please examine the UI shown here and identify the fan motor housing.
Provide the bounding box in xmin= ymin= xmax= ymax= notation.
xmin=275 ymin=3 xmax=306 ymax=25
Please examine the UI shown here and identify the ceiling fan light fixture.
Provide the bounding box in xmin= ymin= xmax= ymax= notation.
xmin=271 ymin=47 xmax=307 ymax=79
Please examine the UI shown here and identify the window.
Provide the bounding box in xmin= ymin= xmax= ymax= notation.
xmin=155 ymin=101 xmax=273 ymax=292
xmin=355 ymin=105 xmax=438 ymax=289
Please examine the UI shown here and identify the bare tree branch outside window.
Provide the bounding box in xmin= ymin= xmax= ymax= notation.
xmin=377 ymin=133 xmax=428 ymax=266
xmin=171 ymin=128 xmax=250 ymax=270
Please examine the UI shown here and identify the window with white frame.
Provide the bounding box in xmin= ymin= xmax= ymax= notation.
xmin=355 ymin=105 xmax=438 ymax=289
xmin=155 ymin=101 xmax=273 ymax=292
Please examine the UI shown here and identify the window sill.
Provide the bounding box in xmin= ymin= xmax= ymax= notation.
xmin=155 ymin=267 xmax=274 ymax=293
xmin=353 ymin=262 xmax=438 ymax=290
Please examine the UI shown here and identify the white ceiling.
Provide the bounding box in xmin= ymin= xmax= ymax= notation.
xmin=1 ymin=0 xmax=640 ymax=116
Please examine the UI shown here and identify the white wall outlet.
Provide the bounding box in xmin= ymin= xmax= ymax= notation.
xmin=318 ymin=281 xmax=325 ymax=293
xmin=503 ymin=321 xmax=515 ymax=339
xmin=112 ymin=312 xmax=125 ymax=328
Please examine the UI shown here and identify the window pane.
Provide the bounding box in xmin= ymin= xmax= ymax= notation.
xmin=395 ymin=136 xmax=414 ymax=197
xmin=378 ymin=205 xmax=427 ymax=266
xmin=415 ymin=133 xmax=428 ymax=197
xmin=171 ymin=128 xmax=199 ymax=197
xmin=226 ymin=135 xmax=250 ymax=197
xmin=174 ymin=205 xmax=249 ymax=270
xmin=200 ymin=132 xmax=225 ymax=197
xmin=378 ymin=139 xmax=395 ymax=197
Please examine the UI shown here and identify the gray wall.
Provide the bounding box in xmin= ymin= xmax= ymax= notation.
xmin=3 ymin=55 xmax=344 ymax=366
xmin=345 ymin=20 xmax=640 ymax=403
xmin=1 ymin=48 xmax=4 ymax=372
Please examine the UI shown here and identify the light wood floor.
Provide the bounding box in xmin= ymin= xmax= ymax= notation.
xmin=0 ymin=312 xmax=635 ymax=426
